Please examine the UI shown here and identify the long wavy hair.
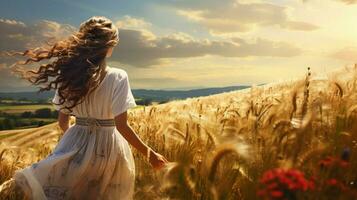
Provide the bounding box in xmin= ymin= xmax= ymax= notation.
xmin=9 ymin=16 xmax=119 ymax=113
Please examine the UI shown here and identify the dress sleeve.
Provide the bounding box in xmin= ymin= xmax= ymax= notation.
xmin=51 ymin=89 xmax=71 ymax=114
xmin=111 ymin=70 xmax=137 ymax=117
xmin=51 ymin=89 xmax=61 ymax=111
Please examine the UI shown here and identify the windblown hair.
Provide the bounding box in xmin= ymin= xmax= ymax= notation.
xmin=10 ymin=16 xmax=119 ymax=113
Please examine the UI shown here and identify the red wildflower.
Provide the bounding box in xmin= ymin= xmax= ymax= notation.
xmin=325 ymin=178 xmax=348 ymax=191
xmin=270 ymin=190 xmax=283 ymax=198
xmin=326 ymin=179 xmax=338 ymax=186
xmin=257 ymin=168 xmax=314 ymax=199
xmin=319 ymin=156 xmax=350 ymax=169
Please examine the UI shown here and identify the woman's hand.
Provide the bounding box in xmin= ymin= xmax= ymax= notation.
xmin=149 ymin=151 xmax=169 ymax=170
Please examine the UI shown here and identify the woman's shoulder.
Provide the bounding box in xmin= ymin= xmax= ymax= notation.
xmin=107 ymin=66 xmax=128 ymax=80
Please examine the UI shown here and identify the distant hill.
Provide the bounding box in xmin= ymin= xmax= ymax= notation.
xmin=0 ymin=85 xmax=250 ymax=102
xmin=132 ymin=86 xmax=250 ymax=102
xmin=0 ymin=91 xmax=53 ymax=102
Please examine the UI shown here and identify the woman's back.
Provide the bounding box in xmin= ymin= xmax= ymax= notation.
xmin=52 ymin=66 xmax=137 ymax=119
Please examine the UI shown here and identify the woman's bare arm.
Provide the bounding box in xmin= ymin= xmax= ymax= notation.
xmin=114 ymin=111 xmax=169 ymax=169
xmin=114 ymin=111 xmax=150 ymax=156
xmin=58 ymin=111 xmax=70 ymax=133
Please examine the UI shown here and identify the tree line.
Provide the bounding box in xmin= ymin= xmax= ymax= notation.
xmin=0 ymin=108 xmax=58 ymax=130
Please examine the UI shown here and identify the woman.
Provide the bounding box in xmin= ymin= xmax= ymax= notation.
xmin=6 ymin=16 xmax=169 ymax=199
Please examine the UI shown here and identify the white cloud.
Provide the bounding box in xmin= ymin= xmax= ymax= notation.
xmin=0 ymin=18 xmax=302 ymax=68
xmin=174 ymin=0 xmax=319 ymax=35
xmin=0 ymin=18 xmax=75 ymax=52
xmin=0 ymin=17 xmax=304 ymax=91
xmin=115 ymin=15 xmax=152 ymax=30
xmin=111 ymin=28 xmax=302 ymax=67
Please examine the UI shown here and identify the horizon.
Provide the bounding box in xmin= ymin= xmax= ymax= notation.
xmin=1 ymin=0 xmax=357 ymax=92
xmin=0 ymin=84 xmax=253 ymax=94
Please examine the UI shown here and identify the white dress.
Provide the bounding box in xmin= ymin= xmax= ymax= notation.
xmin=14 ymin=66 xmax=137 ymax=200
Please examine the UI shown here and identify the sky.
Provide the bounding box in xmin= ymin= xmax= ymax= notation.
xmin=0 ymin=0 xmax=357 ymax=92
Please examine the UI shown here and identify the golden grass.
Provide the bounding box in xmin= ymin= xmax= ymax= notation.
xmin=1 ymin=66 xmax=357 ymax=199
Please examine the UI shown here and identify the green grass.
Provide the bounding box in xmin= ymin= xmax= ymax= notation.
xmin=0 ymin=116 xmax=57 ymax=131
xmin=11 ymin=118 xmax=56 ymax=123
xmin=0 ymin=104 xmax=55 ymax=113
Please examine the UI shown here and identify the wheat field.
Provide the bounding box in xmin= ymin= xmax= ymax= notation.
xmin=0 ymin=66 xmax=357 ymax=199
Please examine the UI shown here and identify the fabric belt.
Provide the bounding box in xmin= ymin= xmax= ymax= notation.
xmin=75 ymin=117 xmax=116 ymax=133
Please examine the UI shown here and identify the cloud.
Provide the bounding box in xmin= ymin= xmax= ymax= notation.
xmin=0 ymin=63 xmax=33 ymax=92
xmin=302 ymin=0 xmax=357 ymax=4
xmin=0 ymin=18 xmax=75 ymax=52
xmin=330 ymin=47 xmax=357 ymax=61
xmin=0 ymin=19 xmax=28 ymax=55
xmin=281 ymin=21 xmax=320 ymax=31
xmin=0 ymin=19 xmax=76 ymax=92
xmin=0 ymin=17 xmax=302 ymax=69
xmin=338 ymin=0 xmax=357 ymax=4
xmin=111 ymin=28 xmax=302 ymax=67
xmin=174 ymin=0 xmax=319 ymax=34
xmin=0 ymin=18 xmax=76 ymax=65
xmin=115 ymin=15 xmax=152 ymax=30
